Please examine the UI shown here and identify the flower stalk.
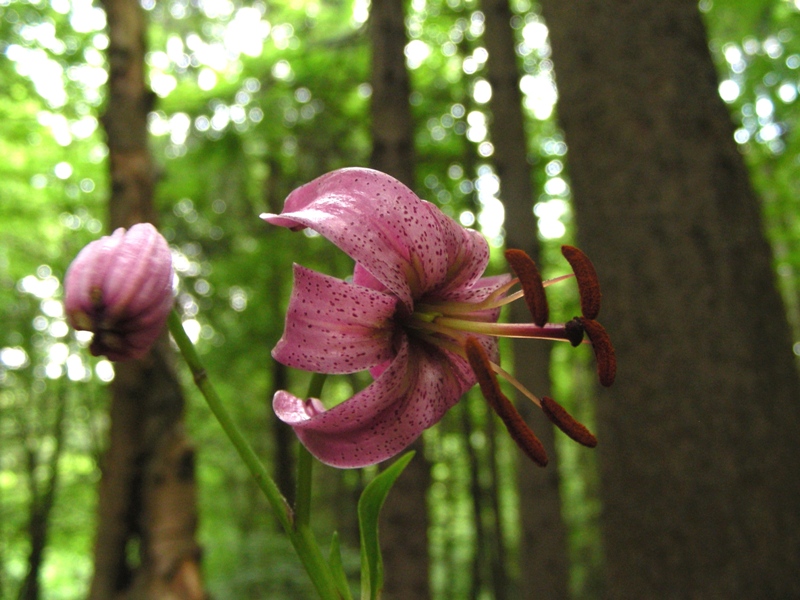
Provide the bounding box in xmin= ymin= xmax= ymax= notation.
xmin=167 ymin=310 xmax=343 ymax=599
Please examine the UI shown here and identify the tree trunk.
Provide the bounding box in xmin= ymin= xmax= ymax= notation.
xmin=461 ymin=400 xmax=488 ymax=600
xmin=539 ymin=0 xmax=800 ymax=596
xmin=484 ymin=410 xmax=508 ymax=600
xmin=369 ymin=1 xmax=432 ymax=598
xmin=482 ymin=1 xmax=570 ymax=597
xmin=272 ymin=361 xmax=296 ymax=505
xmin=18 ymin=387 xmax=67 ymax=600
xmin=369 ymin=0 xmax=415 ymax=185
xmin=89 ymin=0 xmax=204 ymax=598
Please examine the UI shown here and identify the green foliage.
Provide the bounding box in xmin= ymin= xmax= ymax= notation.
xmin=704 ymin=0 xmax=800 ymax=343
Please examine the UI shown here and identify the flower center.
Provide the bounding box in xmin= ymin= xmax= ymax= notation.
xmin=406 ymin=245 xmax=617 ymax=466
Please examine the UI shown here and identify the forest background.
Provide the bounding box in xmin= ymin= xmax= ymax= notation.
xmin=2 ymin=0 xmax=800 ymax=598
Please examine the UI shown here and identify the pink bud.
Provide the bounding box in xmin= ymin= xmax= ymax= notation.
xmin=64 ymin=223 xmax=175 ymax=361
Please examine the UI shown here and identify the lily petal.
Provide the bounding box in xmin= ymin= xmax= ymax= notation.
xmin=352 ymin=262 xmax=388 ymax=293
xmin=426 ymin=208 xmax=492 ymax=300
xmin=272 ymin=264 xmax=397 ymax=374
xmin=64 ymin=229 xmax=125 ymax=319
xmin=102 ymin=224 xmax=172 ymax=319
xmin=273 ymin=336 xmax=472 ymax=468
xmin=443 ymin=274 xmax=513 ymax=324
xmin=263 ymin=168 xmax=475 ymax=311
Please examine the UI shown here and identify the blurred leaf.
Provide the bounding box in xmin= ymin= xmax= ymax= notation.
xmin=328 ymin=531 xmax=354 ymax=600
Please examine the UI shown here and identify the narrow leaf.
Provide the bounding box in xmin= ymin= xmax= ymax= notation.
xmin=328 ymin=531 xmax=354 ymax=600
xmin=358 ymin=451 xmax=416 ymax=600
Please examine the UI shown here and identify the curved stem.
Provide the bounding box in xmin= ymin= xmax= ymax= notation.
xmin=167 ymin=310 xmax=342 ymax=599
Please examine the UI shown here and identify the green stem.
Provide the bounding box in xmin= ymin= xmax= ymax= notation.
xmin=167 ymin=310 xmax=342 ymax=599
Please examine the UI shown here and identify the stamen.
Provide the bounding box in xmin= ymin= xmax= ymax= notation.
xmin=504 ymin=249 xmax=548 ymax=326
xmin=416 ymin=279 xmax=522 ymax=315
xmin=543 ymin=273 xmax=575 ymax=287
xmin=464 ymin=337 xmax=548 ymax=467
xmin=561 ymin=245 xmax=601 ymax=320
xmin=540 ymin=396 xmax=598 ymax=448
xmin=490 ymin=362 xmax=542 ymax=408
xmin=580 ymin=318 xmax=616 ymax=387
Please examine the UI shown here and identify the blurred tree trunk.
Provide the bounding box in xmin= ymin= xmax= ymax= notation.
xmin=369 ymin=0 xmax=415 ymax=184
xmin=540 ymin=0 xmax=800 ymax=596
xmin=485 ymin=416 xmax=509 ymax=600
xmin=18 ymin=386 xmax=67 ymax=600
xmin=271 ymin=361 xmax=296 ymax=505
xmin=462 ymin=397 xmax=511 ymax=600
xmin=461 ymin=400 xmax=488 ymax=600
xmin=482 ymin=1 xmax=570 ymax=597
xmin=89 ymin=0 xmax=204 ymax=598
xmin=369 ymin=1 xmax=431 ymax=598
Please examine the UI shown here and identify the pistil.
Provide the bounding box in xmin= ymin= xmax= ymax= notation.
xmin=428 ymin=317 xmax=582 ymax=342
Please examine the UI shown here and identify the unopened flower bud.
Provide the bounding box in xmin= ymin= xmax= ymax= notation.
xmin=64 ymin=223 xmax=175 ymax=361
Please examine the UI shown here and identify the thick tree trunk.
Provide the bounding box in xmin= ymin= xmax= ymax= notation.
xmin=368 ymin=1 xmax=431 ymax=598
xmin=89 ymin=0 xmax=204 ymax=598
xmin=540 ymin=0 xmax=800 ymax=596
xmin=482 ymin=1 xmax=570 ymax=597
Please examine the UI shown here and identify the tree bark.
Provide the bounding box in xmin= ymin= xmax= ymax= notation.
xmin=272 ymin=361 xmax=296 ymax=505
xmin=18 ymin=387 xmax=67 ymax=600
xmin=539 ymin=0 xmax=800 ymax=596
xmin=482 ymin=1 xmax=570 ymax=597
xmin=369 ymin=0 xmax=415 ymax=184
xmin=461 ymin=401 xmax=488 ymax=600
xmin=484 ymin=410 xmax=508 ymax=600
xmin=369 ymin=1 xmax=431 ymax=598
xmin=89 ymin=0 xmax=204 ymax=598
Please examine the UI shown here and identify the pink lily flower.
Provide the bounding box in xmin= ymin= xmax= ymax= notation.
xmin=64 ymin=223 xmax=175 ymax=361
xmin=263 ymin=168 xmax=614 ymax=468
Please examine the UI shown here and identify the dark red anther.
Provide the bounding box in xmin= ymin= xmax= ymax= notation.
xmin=505 ymin=249 xmax=549 ymax=326
xmin=541 ymin=396 xmax=598 ymax=448
xmin=561 ymin=245 xmax=602 ymax=320
xmin=465 ymin=337 xmax=548 ymax=467
xmin=580 ymin=318 xmax=616 ymax=387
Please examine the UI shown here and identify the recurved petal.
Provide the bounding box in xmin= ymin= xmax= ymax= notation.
xmin=272 ymin=264 xmax=398 ymax=374
xmin=352 ymin=262 xmax=388 ymax=293
xmin=262 ymin=168 xmax=465 ymax=310
xmin=426 ymin=208 xmax=492 ymax=299
xmin=273 ymin=336 xmax=472 ymax=468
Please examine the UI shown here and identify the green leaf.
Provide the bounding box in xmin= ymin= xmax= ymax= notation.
xmin=358 ymin=451 xmax=416 ymax=600
xmin=328 ymin=531 xmax=354 ymax=600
